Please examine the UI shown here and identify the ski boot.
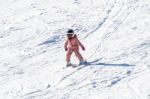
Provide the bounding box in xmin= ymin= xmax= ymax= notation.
xmin=79 ymin=59 xmax=88 ymax=65
xmin=66 ymin=62 xmax=72 ymax=67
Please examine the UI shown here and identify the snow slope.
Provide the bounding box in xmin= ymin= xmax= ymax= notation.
xmin=0 ymin=0 xmax=150 ymax=99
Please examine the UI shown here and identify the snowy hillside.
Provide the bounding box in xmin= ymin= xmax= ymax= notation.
xmin=0 ymin=0 xmax=150 ymax=99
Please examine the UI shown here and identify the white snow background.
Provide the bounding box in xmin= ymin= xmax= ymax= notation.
xmin=0 ymin=0 xmax=150 ymax=99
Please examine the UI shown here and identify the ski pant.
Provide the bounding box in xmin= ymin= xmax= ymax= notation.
xmin=66 ymin=48 xmax=83 ymax=63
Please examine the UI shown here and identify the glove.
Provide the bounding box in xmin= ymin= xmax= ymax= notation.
xmin=82 ymin=46 xmax=85 ymax=51
xmin=65 ymin=48 xmax=68 ymax=51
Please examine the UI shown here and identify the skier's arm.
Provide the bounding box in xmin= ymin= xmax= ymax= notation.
xmin=64 ymin=40 xmax=68 ymax=51
xmin=75 ymin=37 xmax=85 ymax=51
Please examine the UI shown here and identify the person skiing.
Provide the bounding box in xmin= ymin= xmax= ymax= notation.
xmin=64 ymin=29 xmax=87 ymax=67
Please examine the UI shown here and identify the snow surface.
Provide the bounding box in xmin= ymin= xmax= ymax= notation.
xmin=0 ymin=0 xmax=150 ymax=99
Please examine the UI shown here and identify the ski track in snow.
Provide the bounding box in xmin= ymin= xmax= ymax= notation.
xmin=0 ymin=0 xmax=150 ymax=99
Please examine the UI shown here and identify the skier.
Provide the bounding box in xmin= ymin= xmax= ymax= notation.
xmin=64 ymin=29 xmax=87 ymax=67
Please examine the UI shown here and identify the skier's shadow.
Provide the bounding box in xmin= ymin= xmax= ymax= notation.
xmin=91 ymin=63 xmax=135 ymax=67
xmin=87 ymin=59 xmax=135 ymax=67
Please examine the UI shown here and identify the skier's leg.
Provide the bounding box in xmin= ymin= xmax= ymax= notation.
xmin=74 ymin=49 xmax=87 ymax=65
xmin=74 ymin=49 xmax=83 ymax=61
xmin=66 ymin=49 xmax=73 ymax=65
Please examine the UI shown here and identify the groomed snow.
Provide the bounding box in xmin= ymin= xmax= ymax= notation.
xmin=0 ymin=0 xmax=150 ymax=99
